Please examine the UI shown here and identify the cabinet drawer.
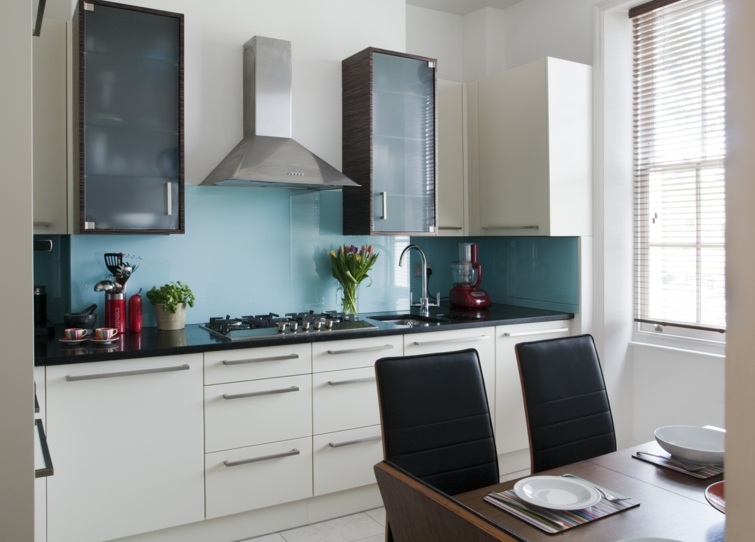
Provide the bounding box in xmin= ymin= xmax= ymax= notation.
xmin=204 ymin=343 xmax=311 ymax=384
xmin=313 ymin=367 xmax=379 ymax=434
xmin=312 ymin=335 xmax=402 ymax=372
xmin=205 ymin=374 xmax=311 ymax=452
xmin=313 ymin=426 xmax=383 ymax=496
xmin=205 ymin=437 xmax=312 ymax=519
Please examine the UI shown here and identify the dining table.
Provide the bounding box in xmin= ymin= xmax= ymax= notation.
xmin=454 ymin=440 xmax=725 ymax=541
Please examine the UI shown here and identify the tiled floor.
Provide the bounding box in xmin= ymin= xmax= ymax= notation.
xmin=243 ymin=469 xmax=530 ymax=542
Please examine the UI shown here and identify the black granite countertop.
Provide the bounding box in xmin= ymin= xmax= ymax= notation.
xmin=34 ymin=304 xmax=573 ymax=367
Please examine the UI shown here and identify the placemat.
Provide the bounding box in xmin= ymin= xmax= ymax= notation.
xmin=632 ymin=451 xmax=724 ymax=479
xmin=484 ymin=477 xmax=639 ymax=534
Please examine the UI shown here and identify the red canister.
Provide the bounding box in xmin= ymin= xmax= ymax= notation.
xmin=129 ymin=292 xmax=142 ymax=333
xmin=106 ymin=292 xmax=126 ymax=334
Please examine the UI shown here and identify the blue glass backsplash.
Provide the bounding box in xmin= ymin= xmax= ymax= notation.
xmin=34 ymin=186 xmax=579 ymax=327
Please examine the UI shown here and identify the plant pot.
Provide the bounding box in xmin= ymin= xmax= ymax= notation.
xmin=154 ymin=303 xmax=187 ymax=330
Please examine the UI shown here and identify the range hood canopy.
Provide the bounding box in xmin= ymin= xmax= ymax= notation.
xmin=201 ymin=36 xmax=358 ymax=190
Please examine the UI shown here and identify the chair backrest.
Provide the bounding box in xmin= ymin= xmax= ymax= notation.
xmin=373 ymin=461 xmax=524 ymax=542
xmin=515 ymin=334 xmax=616 ymax=473
xmin=374 ymin=348 xmax=499 ymax=495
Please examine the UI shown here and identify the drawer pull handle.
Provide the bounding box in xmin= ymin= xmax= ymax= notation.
xmin=222 ymin=353 xmax=300 ymax=365
xmin=326 ymin=344 xmax=395 ymax=355
xmin=501 ymin=327 xmax=570 ymax=338
xmin=482 ymin=225 xmax=540 ymax=230
xmin=223 ymin=448 xmax=300 ymax=467
xmin=411 ymin=335 xmax=490 ymax=347
xmin=327 ymin=377 xmax=375 ymax=386
xmin=222 ymin=386 xmax=299 ymax=400
xmin=328 ymin=435 xmax=382 ymax=448
xmin=66 ymin=364 xmax=190 ymax=382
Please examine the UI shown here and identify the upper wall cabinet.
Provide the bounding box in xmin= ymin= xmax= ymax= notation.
xmin=477 ymin=57 xmax=592 ymax=237
xmin=437 ymin=79 xmax=466 ymax=236
xmin=342 ymin=48 xmax=437 ymax=235
xmin=73 ymin=0 xmax=184 ymax=234
xmin=33 ymin=20 xmax=72 ymax=235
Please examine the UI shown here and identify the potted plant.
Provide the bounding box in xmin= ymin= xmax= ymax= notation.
xmin=146 ymin=281 xmax=195 ymax=330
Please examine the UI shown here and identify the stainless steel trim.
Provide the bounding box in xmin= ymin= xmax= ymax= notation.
xmin=166 ymin=182 xmax=172 ymax=216
xmin=326 ymin=344 xmax=394 ymax=355
xmin=327 ymin=377 xmax=376 ymax=386
xmin=412 ymin=335 xmax=490 ymax=346
xmin=84 ymin=221 xmax=96 ymax=230
xmin=223 ymin=448 xmax=300 ymax=467
xmin=482 ymin=225 xmax=540 ymax=230
xmin=222 ymin=386 xmax=299 ymax=400
xmin=222 ymin=353 xmax=300 ymax=365
xmin=328 ymin=435 xmax=381 ymax=448
xmin=65 ymin=364 xmax=190 ymax=381
xmin=438 ymin=226 xmax=463 ymax=230
xmin=380 ymin=191 xmax=388 ymax=220
xmin=501 ymin=327 xmax=570 ymax=338
xmin=84 ymin=2 xmax=94 ymax=11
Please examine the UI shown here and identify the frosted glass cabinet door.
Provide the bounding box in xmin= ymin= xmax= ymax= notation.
xmin=342 ymin=48 xmax=437 ymax=235
xmin=75 ymin=0 xmax=184 ymax=233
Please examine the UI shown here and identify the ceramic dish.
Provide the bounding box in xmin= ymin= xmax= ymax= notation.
xmin=654 ymin=425 xmax=725 ymax=464
xmin=705 ymin=481 xmax=725 ymax=514
xmin=513 ymin=475 xmax=601 ymax=510
xmin=89 ymin=337 xmax=118 ymax=345
xmin=59 ymin=337 xmax=88 ymax=344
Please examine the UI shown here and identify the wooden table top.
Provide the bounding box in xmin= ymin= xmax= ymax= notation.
xmin=454 ymin=441 xmax=725 ymax=542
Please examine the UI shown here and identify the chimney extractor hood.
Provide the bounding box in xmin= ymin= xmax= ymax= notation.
xmin=201 ymin=36 xmax=358 ymax=190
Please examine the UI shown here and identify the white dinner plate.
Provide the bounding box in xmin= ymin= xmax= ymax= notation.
xmin=513 ymin=475 xmax=601 ymax=510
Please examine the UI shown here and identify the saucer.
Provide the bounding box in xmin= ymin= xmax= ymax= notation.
xmin=90 ymin=337 xmax=118 ymax=345
xmin=59 ymin=337 xmax=88 ymax=344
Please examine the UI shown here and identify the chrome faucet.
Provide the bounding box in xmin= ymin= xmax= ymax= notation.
xmin=399 ymin=244 xmax=433 ymax=315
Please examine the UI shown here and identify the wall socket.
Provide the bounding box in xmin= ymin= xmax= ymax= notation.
xmin=414 ymin=263 xmax=431 ymax=277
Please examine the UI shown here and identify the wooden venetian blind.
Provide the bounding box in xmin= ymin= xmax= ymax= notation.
xmin=632 ymin=0 xmax=726 ymax=335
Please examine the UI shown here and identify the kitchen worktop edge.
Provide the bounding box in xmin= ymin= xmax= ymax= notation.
xmin=34 ymin=304 xmax=574 ymax=366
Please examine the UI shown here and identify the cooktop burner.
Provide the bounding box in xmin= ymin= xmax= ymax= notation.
xmin=201 ymin=311 xmax=377 ymax=341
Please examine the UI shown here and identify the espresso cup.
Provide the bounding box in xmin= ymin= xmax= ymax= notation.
xmin=94 ymin=327 xmax=118 ymax=340
xmin=64 ymin=328 xmax=89 ymax=340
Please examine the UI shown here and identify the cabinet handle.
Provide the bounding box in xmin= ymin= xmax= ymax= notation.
xmin=380 ymin=191 xmax=388 ymax=220
xmin=33 ymin=222 xmax=52 ymax=228
xmin=326 ymin=344 xmax=394 ymax=355
xmin=223 ymin=448 xmax=300 ymax=467
xmin=482 ymin=225 xmax=540 ymax=231
xmin=166 ymin=183 xmax=172 ymax=216
xmin=411 ymin=335 xmax=490 ymax=346
xmin=222 ymin=386 xmax=299 ymax=400
xmin=438 ymin=226 xmax=463 ymax=231
xmin=501 ymin=327 xmax=570 ymax=338
xmin=35 ymin=419 xmax=54 ymax=478
xmin=328 ymin=435 xmax=382 ymax=448
xmin=65 ymin=363 xmax=190 ymax=381
xmin=327 ymin=376 xmax=376 ymax=386
xmin=222 ymin=353 xmax=300 ymax=365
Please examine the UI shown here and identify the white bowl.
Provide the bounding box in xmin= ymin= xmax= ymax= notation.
xmin=654 ymin=425 xmax=724 ymax=464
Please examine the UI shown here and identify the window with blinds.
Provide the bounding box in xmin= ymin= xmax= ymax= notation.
xmin=631 ymin=0 xmax=726 ymax=340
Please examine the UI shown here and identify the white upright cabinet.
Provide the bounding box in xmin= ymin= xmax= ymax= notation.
xmin=204 ymin=344 xmax=313 ymax=519
xmin=477 ymin=57 xmax=592 ymax=236
xmin=494 ymin=321 xmax=571 ymax=474
xmin=34 ymin=367 xmax=47 ymax=542
xmin=437 ymin=79 xmax=466 ymax=236
xmin=311 ymin=335 xmax=402 ymax=496
xmin=45 ymin=355 xmax=204 ymax=542
xmin=33 ymin=19 xmax=71 ymax=234
xmin=403 ymin=327 xmax=496 ymax=420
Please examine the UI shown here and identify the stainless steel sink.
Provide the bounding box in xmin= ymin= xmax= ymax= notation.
xmin=367 ymin=314 xmax=450 ymax=327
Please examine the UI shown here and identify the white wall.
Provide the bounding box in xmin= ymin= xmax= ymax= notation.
xmin=0 ymin=0 xmax=35 ymax=540
xmin=406 ymin=5 xmax=463 ymax=80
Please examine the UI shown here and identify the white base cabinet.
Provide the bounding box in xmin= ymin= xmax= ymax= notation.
xmin=494 ymin=320 xmax=571 ymax=474
xmin=45 ymin=355 xmax=204 ymax=542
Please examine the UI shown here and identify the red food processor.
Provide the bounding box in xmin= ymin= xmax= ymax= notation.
xmin=449 ymin=243 xmax=491 ymax=309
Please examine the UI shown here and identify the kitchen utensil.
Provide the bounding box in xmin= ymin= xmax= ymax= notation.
xmin=129 ymin=289 xmax=143 ymax=333
xmin=94 ymin=280 xmax=115 ymax=292
xmin=635 ymin=451 xmax=709 ymax=472
xmin=64 ymin=312 xmax=96 ymax=330
xmin=104 ymin=253 xmax=122 ymax=275
xmin=654 ymin=425 xmax=725 ymax=464
xmin=449 ymin=243 xmax=491 ymax=309
xmin=562 ymin=474 xmax=631 ymax=503
xmin=105 ymin=292 xmax=126 ymax=334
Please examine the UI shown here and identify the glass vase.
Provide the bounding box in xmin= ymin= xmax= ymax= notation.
xmin=339 ymin=283 xmax=359 ymax=319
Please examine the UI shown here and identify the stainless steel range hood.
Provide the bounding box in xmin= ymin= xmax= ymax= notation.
xmin=201 ymin=36 xmax=358 ymax=190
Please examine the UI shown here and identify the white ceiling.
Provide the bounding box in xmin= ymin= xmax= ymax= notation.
xmin=406 ymin=0 xmax=523 ymax=16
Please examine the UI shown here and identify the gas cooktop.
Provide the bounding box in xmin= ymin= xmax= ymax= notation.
xmin=200 ymin=311 xmax=377 ymax=342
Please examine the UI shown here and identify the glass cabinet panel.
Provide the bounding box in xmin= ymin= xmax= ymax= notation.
xmin=75 ymin=0 xmax=184 ymax=233
xmin=342 ymin=48 xmax=437 ymax=235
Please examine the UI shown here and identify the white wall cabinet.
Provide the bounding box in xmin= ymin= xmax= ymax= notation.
xmin=437 ymin=79 xmax=466 ymax=236
xmin=403 ymin=327 xmax=496 ymax=421
xmin=311 ymin=336 xmax=402 ymax=496
xmin=45 ymin=354 xmax=204 ymax=542
xmin=33 ymin=19 xmax=71 ymax=234
xmin=494 ymin=320 xmax=571 ymax=473
xmin=477 ymin=57 xmax=592 ymax=236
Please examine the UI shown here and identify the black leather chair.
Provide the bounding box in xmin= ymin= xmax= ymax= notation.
xmin=515 ymin=334 xmax=616 ymax=473
xmin=374 ymin=348 xmax=499 ymax=496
